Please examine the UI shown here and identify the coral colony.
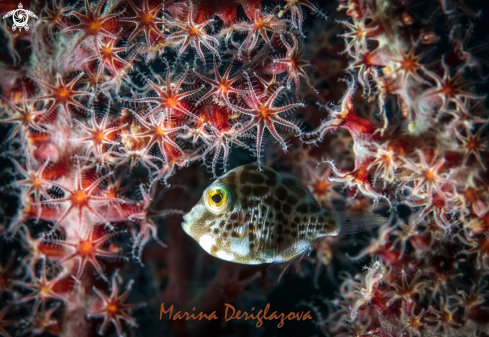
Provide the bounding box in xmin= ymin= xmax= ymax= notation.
xmin=0 ymin=0 xmax=488 ymax=336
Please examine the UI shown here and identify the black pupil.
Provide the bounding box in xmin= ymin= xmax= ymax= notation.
xmin=212 ymin=193 xmax=222 ymax=204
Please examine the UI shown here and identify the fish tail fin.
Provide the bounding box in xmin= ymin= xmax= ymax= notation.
xmin=338 ymin=211 xmax=390 ymax=235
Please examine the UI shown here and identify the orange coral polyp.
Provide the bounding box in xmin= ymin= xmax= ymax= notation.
xmin=155 ymin=127 xmax=166 ymax=136
xmin=71 ymin=190 xmax=88 ymax=206
xmin=313 ymin=180 xmax=328 ymax=195
xmin=106 ymin=301 xmax=119 ymax=314
xmin=94 ymin=131 xmax=106 ymax=143
xmin=22 ymin=114 xmax=32 ymax=123
xmin=40 ymin=285 xmax=51 ymax=299
xmin=102 ymin=45 xmax=113 ymax=55
xmin=166 ymin=96 xmax=178 ymax=108
xmin=56 ymin=87 xmax=70 ymax=100
xmin=219 ymin=82 xmax=230 ymax=93
xmin=143 ymin=13 xmax=154 ymax=24
xmin=79 ymin=241 xmax=94 ymax=255
xmin=423 ymin=169 xmax=436 ymax=181
xmin=258 ymin=106 xmax=271 ymax=118
xmin=402 ymin=59 xmax=414 ymax=69
xmin=88 ymin=20 xmax=102 ymax=33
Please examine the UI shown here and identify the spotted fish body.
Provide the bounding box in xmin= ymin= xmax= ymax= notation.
xmin=182 ymin=164 xmax=342 ymax=265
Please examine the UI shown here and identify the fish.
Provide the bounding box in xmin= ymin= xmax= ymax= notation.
xmin=181 ymin=164 xmax=387 ymax=278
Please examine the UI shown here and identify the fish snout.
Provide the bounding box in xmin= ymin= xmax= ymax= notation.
xmin=181 ymin=212 xmax=192 ymax=234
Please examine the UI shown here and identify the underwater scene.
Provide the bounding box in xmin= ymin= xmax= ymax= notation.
xmin=0 ymin=0 xmax=488 ymax=336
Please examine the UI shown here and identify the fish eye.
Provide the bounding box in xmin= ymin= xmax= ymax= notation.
xmin=204 ymin=184 xmax=233 ymax=213
xmin=211 ymin=193 xmax=222 ymax=203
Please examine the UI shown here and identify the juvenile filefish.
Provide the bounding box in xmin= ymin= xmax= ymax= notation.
xmin=182 ymin=164 xmax=386 ymax=274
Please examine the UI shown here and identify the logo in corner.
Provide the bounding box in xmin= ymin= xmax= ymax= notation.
xmin=2 ymin=3 xmax=38 ymax=32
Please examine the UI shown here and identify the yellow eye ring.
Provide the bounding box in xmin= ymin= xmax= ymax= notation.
xmin=204 ymin=184 xmax=233 ymax=213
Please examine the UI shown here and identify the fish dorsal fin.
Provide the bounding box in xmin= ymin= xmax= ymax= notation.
xmin=338 ymin=211 xmax=390 ymax=235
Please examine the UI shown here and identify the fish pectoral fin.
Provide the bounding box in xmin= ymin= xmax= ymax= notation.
xmin=266 ymin=248 xmax=312 ymax=282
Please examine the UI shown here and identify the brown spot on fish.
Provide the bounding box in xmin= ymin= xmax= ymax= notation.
xmin=242 ymin=185 xmax=252 ymax=197
xmin=252 ymin=186 xmax=267 ymax=197
xmin=241 ymin=171 xmax=265 ymax=184
xmin=286 ymin=194 xmax=298 ymax=205
xmin=242 ymin=163 xmax=259 ymax=171
xmin=222 ymin=171 xmax=237 ymax=185
xmin=276 ymin=186 xmax=288 ymax=200
xmin=276 ymin=212 xmax=285 ymax=222
xmin=265 ymin=178 xmax=276 ymax=187
xmin=273 ymin=199 xmax=282 ymax=210
xmin=262 ymin=169 xmax=277 ymax=184
xmin=297 ymin=203 xmax=309 ymax=213
xmin=282 ymin=203 xmax=292 ymax=214
xmin=241 ymin=197 xmax=249 ymax=209
xmin=249 ymin=200 xmax=260 ymax=208
xmin=264 ymin=195 xmax=273 ymax=205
